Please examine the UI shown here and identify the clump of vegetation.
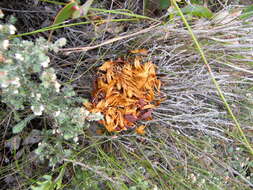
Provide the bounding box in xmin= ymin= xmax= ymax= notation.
xmin=1 ymin=0 xmax=253 ymax=189
xmin=0 ymin=13 xmax=102 ymax=167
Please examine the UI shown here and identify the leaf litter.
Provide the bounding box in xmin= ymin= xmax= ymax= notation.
xmin=84 ymin=51 xmax=162 ymax=133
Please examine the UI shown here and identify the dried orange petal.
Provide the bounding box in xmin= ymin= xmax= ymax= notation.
xmin=135 ymin=125 xmax=146 ymax=135
xmin=130 ymin=49 xmax=148 ymax=55
xmin=85 ymin=54 xmax=163 ymax=133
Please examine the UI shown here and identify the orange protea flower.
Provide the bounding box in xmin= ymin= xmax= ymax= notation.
xmin=84 ymin=51 xmax=162 ymax=133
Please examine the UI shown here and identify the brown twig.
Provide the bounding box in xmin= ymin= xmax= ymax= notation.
xmin=60 ymin=23 xmax=161 ymax=54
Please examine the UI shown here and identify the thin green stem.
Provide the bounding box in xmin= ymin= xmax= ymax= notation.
xmin=9 ymin=18 xmax=138 ymax=39
xmin=90 ymin=8 xmax=160 ymax=22
xmin=171 ymin=0 xmax=253 ymax=155
xmin=39 ymin=0 xmax=66 ymax=5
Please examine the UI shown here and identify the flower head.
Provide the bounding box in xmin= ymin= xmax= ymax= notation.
xmin=11 ymin=77 xmax=20 ymax=88
xmin=2 ymin=40 xmax=9 ymax=50
xmin=54 ymin=111 xmax=61 ymax=117
xmin=41 ymin=57 xmax=50 ymax=68
xmin=54 ymin=81 xmax=61 ymax=92
xmin=9 ymin=25 xmax=16 ymax=35
xmin=15 ymin=53 xmax=24 ymax=61
xmin=31 ymin=105 xmax=45 ymax=116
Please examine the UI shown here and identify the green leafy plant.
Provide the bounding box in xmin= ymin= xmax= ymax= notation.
xmin=128 ymin=177 xmax=151 ymax=190
xmin=180 ymin=4 xmax=213 ymax=18
xmin=31 ymin=166 xmax=65 ymax=190
xmin=0 ymin=15 xmax=103 ymax=166
xmin=159 ymin=0 xmax=213 ymax=19
xmin=160 ymin=0 xmax=171 ymax=9
xmin=48 ymin=0 xmax=94 ymax=40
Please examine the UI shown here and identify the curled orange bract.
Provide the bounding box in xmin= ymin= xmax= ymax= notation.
xmin=84 ymin=53 xmax=162 ymax=133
